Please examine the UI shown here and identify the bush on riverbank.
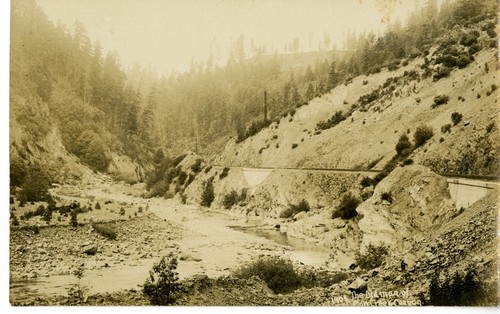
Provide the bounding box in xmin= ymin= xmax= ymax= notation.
xmin=233 ymin=256 xmax=316 ymax=294
xmin=143 ymin=253 xmax=181 ymax=305
xmin=280 ymin=199 xmax=310 ymax=218
xmin=331 ymin=193 xmax=360 ymax=220
xmin=200 ymin=178 xmax=215 ymax=207
xmin=222 ymin=189 xmax=247 ymax=209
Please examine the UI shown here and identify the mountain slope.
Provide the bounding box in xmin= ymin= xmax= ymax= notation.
xmin=214 ymin=48 xmax=499 ymax=176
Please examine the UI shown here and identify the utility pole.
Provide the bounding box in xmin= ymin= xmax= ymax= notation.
xmin=264 ymin=91 xmax=268 ymax=121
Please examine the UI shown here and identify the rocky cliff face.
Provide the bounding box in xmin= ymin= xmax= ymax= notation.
xmin=357 ymin=165 xmax=456 ymax=250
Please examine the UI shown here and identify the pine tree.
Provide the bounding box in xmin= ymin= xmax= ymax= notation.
xmin=200 ymin=179 xmax=214 ymax=207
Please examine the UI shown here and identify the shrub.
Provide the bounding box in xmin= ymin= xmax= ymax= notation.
xmin=233 ymin=256 xmax=307 ymax=294
xmin=186 ymin=173 xmax=195 ymax=186
xmin=70 ymin=210 xmax=78 ymax=227
xmin=387 ymin=59 xmax=400 ymax=71
xmin=222 ymin=190 xmax=239 ymax=209
xmin=441 ymin=124 xmax=452 ymax=133
xmin=239 ymin=189 xmax=247 ymax=203
xmin=18 ymin=164 xmax=52 ymax=204
xmin=433 ymin=66 xmax=451 ymax=81
xmin=42 ymin=208 xmax=52 ymax=224
xmin=200 ymin=179 xmax=214 ymax=207
xmin=457 ymin=54 xmax=471 ymax=68
xmin=30 ymin=225 xmax=40 ymax=235
xmin=164 ymin=191 xmax=174 ymax=199
xmin=413 ymin=125 xmax=434 ymax=147
xmin=148 ymin=180 xmax=168 ymax=198
xmin=95 ymin=202 xmax=101 ymax=210
xmin=423 ymin=269 xmax=496 ymax=306
xmin=355 ymin=244 xmax=388 ymax=270
xmin=237 ymin=119 xmax=273 ymax=142
xmin=66 ymin=265 xmax=88 ymax=304
xmin=360 ymin=176 xmax=374 ymax=188
xmin=172 ymin=154 xmax=186 ymax=167
xmin=178 ymin=171 xmax=187 ymax=185
xmin=380 ymin=192 xmax=393 ymax=204
xmin=451 ymin=112 xmax=462 ymax=125
xmin=331 ymin=193 xmax=360 ymax=220
xmin=21 ymin=210 xmax=34 ymax=220
xmin=460 ymin=31 xmax=479 ymax=47
xmin=119 ymin=207 xmax=126 ymax=216
xmin=432 ymin=95 xmax=449 ymax=108
xmin=204 ymin=165 xmax=212 ymax=173
xmin=11 ymin=213 xmax=19 ymax=226
xmin=486 ymin=122 xmax=495 ymax=133
xmin=291 ymin=143 xmax=298 ymax=149
xmin=395 ymin=134 xmax=413 ymax=157
xmin=143 ymin=253 xmax=180 ymax=305
xmin=219 ymin=167 xmax=230 ymax=180
xmin=10 ymin=157 xmax=27 ymax=188
xmin=291 ymin=198 xmax=310 ymax=213
xmin=35 ymin=204 xmax=46 ymax=216
xmin=75 ymin=130 xmax=112 ymax=172
xmin=180 ymin=193 xmax=187 ymax=204
xmin=280 ymin=199 xmax=310 ymax=218
xmin=93 ymin=223 xmax=117 ymax=240
xmin=316 ymin=111 xmax=346 ymax=130
xmin=191 ymin=159 xmax=203 ymax=173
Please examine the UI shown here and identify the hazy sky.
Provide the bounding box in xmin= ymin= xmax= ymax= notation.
xmin=35 ymin=0 xmax=427 ymax=75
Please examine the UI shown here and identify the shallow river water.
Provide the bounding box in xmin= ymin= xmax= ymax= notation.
xmin=10 ymin=209 xmax=330 ymax=304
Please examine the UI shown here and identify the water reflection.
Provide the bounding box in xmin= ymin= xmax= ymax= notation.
xmin=229 ymin=226 xmax=330 ymax=267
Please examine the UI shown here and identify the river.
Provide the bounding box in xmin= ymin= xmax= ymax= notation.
xmin=10 ymin=203 xmax=330 ymax=304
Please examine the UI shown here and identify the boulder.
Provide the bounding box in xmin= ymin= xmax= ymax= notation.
xmin=293 ymin=211 xmax=308 ymax=220
xmin=82 ymin=244 xmax=98 ymax=255
xmin=180 ymin=252 xmax=202 ymax=262
xmin=348 ymin=278 xmax=367 ymax=294
xmin=369 ymin=268 xmax=379 ymax=277
xmin=332 ymin=218 xmax=346 ymax=229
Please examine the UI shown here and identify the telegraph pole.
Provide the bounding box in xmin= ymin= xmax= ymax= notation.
xmin=264 ymin=91 xmax=268 ymax=121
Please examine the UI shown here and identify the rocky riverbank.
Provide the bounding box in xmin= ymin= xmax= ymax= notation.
xmin=9 ymin=213 xmax=181 ymax=280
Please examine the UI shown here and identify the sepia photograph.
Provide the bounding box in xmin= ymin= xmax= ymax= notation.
xmin=6 ymin=0 xmax=500 ymax=307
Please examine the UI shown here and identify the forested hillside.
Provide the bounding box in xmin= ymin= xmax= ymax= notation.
xmin=129 ymin=0 xmax=498 ymax=156
xmin=10 ymin=0 xmax=156 ymax=191
xmin=9 ymin=0 xmax=498 ymax=194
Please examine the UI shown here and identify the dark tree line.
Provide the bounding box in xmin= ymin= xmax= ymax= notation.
xmin=10 ymin=0 xmax=156 ymax=177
